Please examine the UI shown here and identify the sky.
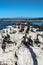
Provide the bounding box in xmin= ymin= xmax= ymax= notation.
xmin=0 ymin=0 xmax=43 ymax=18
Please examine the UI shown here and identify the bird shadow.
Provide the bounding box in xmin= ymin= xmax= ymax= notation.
xmin=23 ymin=42 xmax=38 ymax=65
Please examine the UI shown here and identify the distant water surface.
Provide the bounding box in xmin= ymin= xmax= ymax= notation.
xmin=0 ymin=21 xmax=16 ymax=29
xmin=32 ymin=21 xmax=42 ymax=26
xmin=0 ymin=21 xmax=42 ymax=30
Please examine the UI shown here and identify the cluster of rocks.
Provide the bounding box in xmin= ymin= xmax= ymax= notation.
xmin=0 ymin=23 xmax=43 ymax=65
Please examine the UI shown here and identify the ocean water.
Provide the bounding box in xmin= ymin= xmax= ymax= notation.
xmin=0 ymin=21 xmax=42 ymax=30
xmin=0 ymin=21 xmax=16 ymax=29
xmin=32 ymin=21 xmax=42 ymax=26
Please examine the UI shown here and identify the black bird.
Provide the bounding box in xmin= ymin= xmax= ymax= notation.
xmin=2 ymin=37 xmax=6 ymax=52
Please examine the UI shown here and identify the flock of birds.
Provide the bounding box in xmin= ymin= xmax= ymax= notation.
xmin=0 ymin=23 xmax=43 ymax=65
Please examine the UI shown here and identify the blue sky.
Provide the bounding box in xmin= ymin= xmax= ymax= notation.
xmin=0 ymin=0 xmax=43 ymax=18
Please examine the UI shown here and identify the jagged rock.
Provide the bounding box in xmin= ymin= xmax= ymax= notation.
xmin=0 ymin=24 xmax=43 ymax=65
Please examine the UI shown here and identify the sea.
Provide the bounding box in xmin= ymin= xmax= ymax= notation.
xmin=0 ymin=21 xmax=42 ymax=30
xmin=0 ymin=21 xmax=16 ymax=30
